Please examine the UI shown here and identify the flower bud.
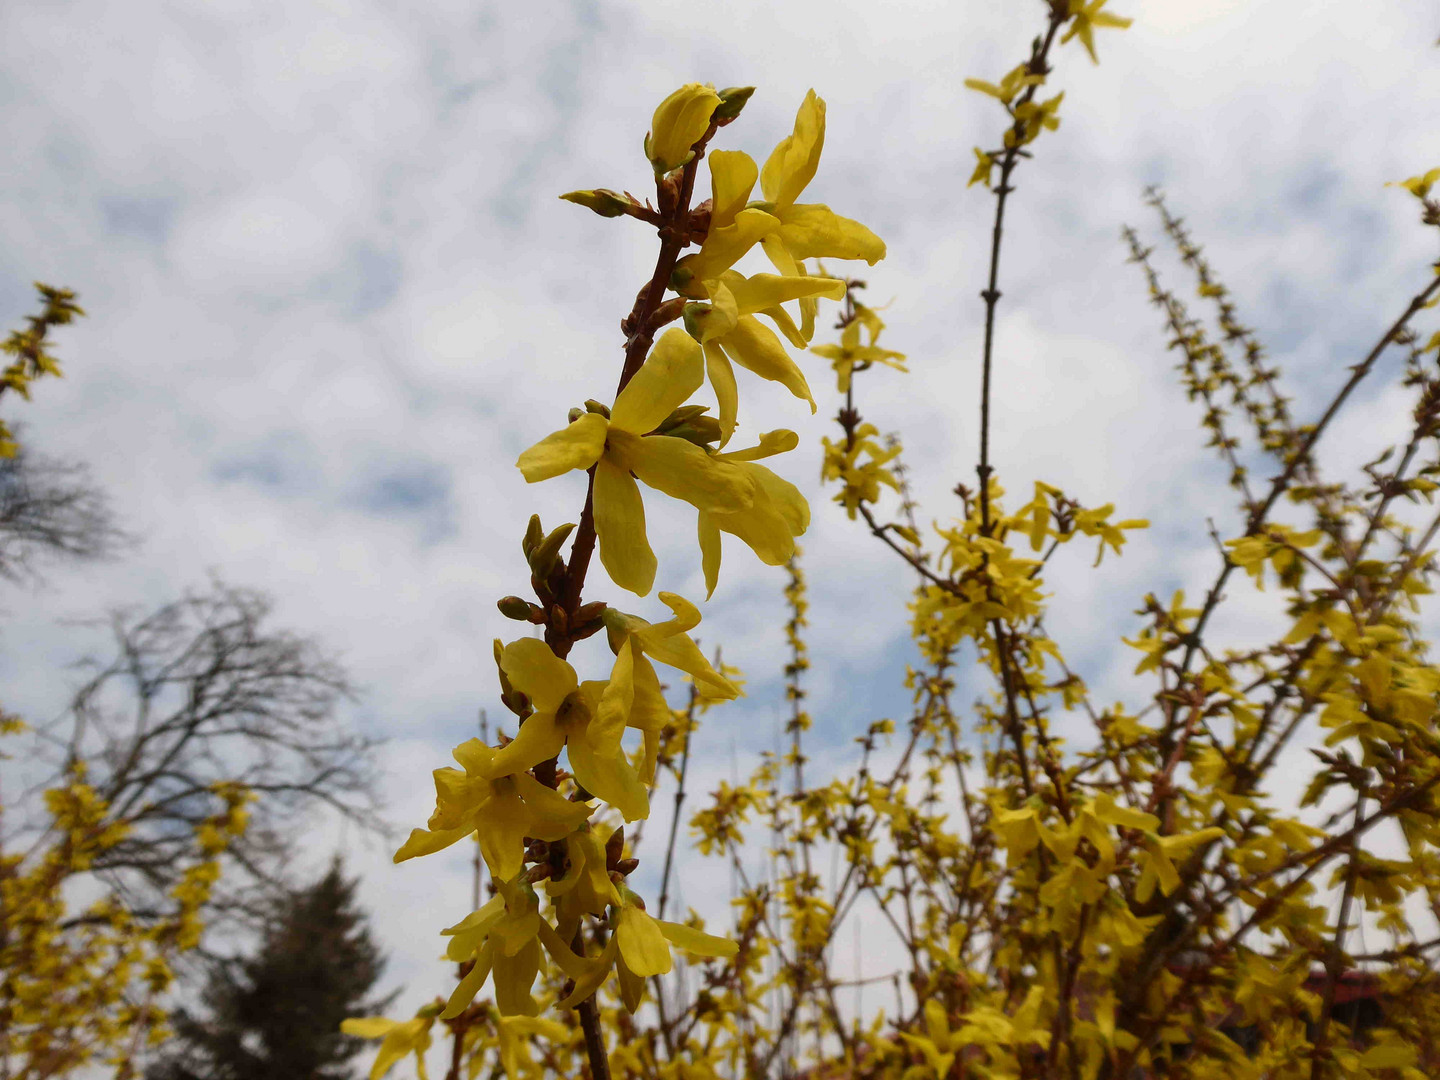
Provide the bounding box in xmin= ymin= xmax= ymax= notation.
xmin=559 ymin=188 xmax=631 ymax=218
xmin=606 ymin=825 xmax=626 ymax=864
xmin=669 ymin=263 xmax=698 ymax=296
xmin=575 ymin=601 xmax=608 ymax=624
xmin=645 ymin=83 xmax=722 ymax=175
xmin=522 ymin=514 xmax=544 ymax=559
xmin=712 ymin=86 xmax=755 ymax=124
xmin=682 ymin=302 xmax=722 ymax=343
xmin=528 ymin=522 xmax=576 ymax=577
xmin=655 ymin=404 xmax=711 ymax=433
xmin=497 ymin=596 xmax=541 ymax=622
xmin=664 ymin=414 xmax=722 ymax=447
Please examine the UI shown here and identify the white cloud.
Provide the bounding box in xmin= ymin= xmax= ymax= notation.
xmin=3 ymin=0 xmax=1438 ymax=1065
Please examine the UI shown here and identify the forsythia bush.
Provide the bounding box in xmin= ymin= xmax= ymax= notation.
xmin=0 ymin=730 xmax=252 ymax=1079
xmin=350 ymin=2 xmax=1440 ymax=1078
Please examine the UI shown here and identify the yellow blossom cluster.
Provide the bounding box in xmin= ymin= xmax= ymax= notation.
xmin=348 ymin=79 xmax=887 ymax=1080
xmin=351 ymin=2 xmax=1440 ymax=1077
xmin=0 ymin=746 xmax=251 ymax=1078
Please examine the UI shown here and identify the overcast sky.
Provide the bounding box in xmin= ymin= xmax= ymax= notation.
xmin=2 ymin=0 xmax=1439 ymax=1063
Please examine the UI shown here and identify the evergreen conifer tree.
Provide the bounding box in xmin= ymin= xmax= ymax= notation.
xmin=149 ymin=857 xmax=394 ymax=1080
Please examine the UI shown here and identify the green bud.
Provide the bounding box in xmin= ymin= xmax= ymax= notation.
xmin=682 ymin=301 xmax=721 ymax=343
xmin=522 ymin=514 xmax=544 ymax=559
xmin=584 ymin=399 xmax=612 ymax=418
xmin=575 ymin=601 xmax=608 ymax=625
xmin=606 ymin=825 xmax=626 ymax=865
xmin=567 ymin=407 xmax=583 ymax=423
xmin=712 ymin=86 xmax=755 ymax=124
xmin=498 ymin=595 xmax=539 ymax=621
xmin=528 ymin=522 xmax=576 ymax=577
xmin=656 ymin=404 xmax=711 ymax=433
xmin=669 ymin=263 xmax=696 ymax=294
xmin=559 ymin=189 xmax=631 ymax=218
xmin=663 ymin=414 xmax=722 ymax=447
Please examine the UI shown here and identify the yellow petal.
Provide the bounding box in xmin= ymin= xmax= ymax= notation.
xmin=442 ymin=895 xmax=506 ymax=961
xmin=761 ymin=89 xmax=825 ymax=210
xmin=511 ymin=772 xmax=594 ymax=838
xmin=441 ymin=940 xmax=495 ymax=1019
xmin=925 ymin=998 xmax=950 ymax=1043
xmin=776 ymin=203 xmax=886 ymax=265
xmin=752 ymin=463 xmax=808 ymax=534
xmin=393 ymin=822 xmax=475 ymax=863
xmin=698 ymin=511 xmax=722 ymax=599
xmin=493 ymin=936 xmax=542 ymax=1017
xmin=516 ymin=413 xmax=607 ymax=482
xmin=615 ymin=905 xmax=672 ymax=978
xmin=710 ymin=482 xmax=799 ymax=566
xmin=658 ymin=920 xmax=739 ymax=959
xmin=596 ymin=642 xmax=634 ymax=749
xmin=704 ymin=341 xmax=739 ymax=447
xmin=718 ymin=316 xmax=816 ymax=411
xmin=728 ymin=272 xmax=845 ymax=314
xmin=759 ymin=303 xmax=806 ymax=349
xmin=569 ymin=735 xmax=649 ymax=822
xmin=481 ymin=711 xmax=564 ymax=780
xmin=428 ymin=765 xmax=487 ymax=830
xmin=1092 ymin=792 xmax=1159 ymax=833
xmin=500 ymin=638 xmax=579 ymax=714
xmin=535 ymin=918 xmax=596 ymax=980
xmin=594 ymin=457 xmax=656 ymax=597
xmin=640 ymin=728 xmax=659 ymax=787
xmin=685 ymin=279 xmax=739 ymax=344
xmin=341 ymin=1017 xmax=399 ymax=1039
xmin=621 ymin=430 xmax=754 ymax=512
xmin=618 ymin=958 xmax=648 ymax=1014
xmin=758 ymin=238 xmax=817 ymax=341
xmin=651 ymin=591 xmax=702 ymax=634
xmin=645 ymin=83 xmax=721 ymax=174
xmin=680 ymin=208 xmax=780 ymax=285
xmin=718 ymin=429 xmax=798 ymax=462
xmin=452 ymin=738 xmax=498 ymax=776
xmin=707 ymin=150 xmax=758 ymax=230
xmin=633 ymin=601 xmax=737 ymax=700
xmin=1142 ymin=841 xmax=1182 ymax=897
xmin=708 ymin=463 xmax=809 ymax=564
xmin=556 ymin=937 xmax=618 ymax=1010
xmin=370 ymin=1031 xmax=414 ymax=1080
xmin=628 ymin=650 xmax=673 ymax=733
xmin=477 ymin=790 xmax=532 ymax=881
xmin=612 ymin=328 xmax=704 ymax=434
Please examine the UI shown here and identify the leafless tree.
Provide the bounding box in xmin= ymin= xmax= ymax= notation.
xmin=20 ymin=573 xmax=386 ymax=945
xmin=0 ymin=422 xmax=135 ymax=586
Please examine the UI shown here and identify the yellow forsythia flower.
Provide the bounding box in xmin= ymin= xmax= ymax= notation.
xmin=393 ymin=739 xmax=593 ymax=879
xmin=645 ymin=82 xmax=721 ymax=174
xmin=342 ymin=1007 xmax=439 ymax=1080
xmin=517 ymin=328 xmax=755 ymax=596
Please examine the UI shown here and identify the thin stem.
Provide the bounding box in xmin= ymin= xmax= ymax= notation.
xmin=976 ymin=15 xmax=1066 ymax=534
xmin=1309 ymin=793 xmax=1366 ymax=1080
xmin=1177 ymin=272 xmax=1440 ymax=676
